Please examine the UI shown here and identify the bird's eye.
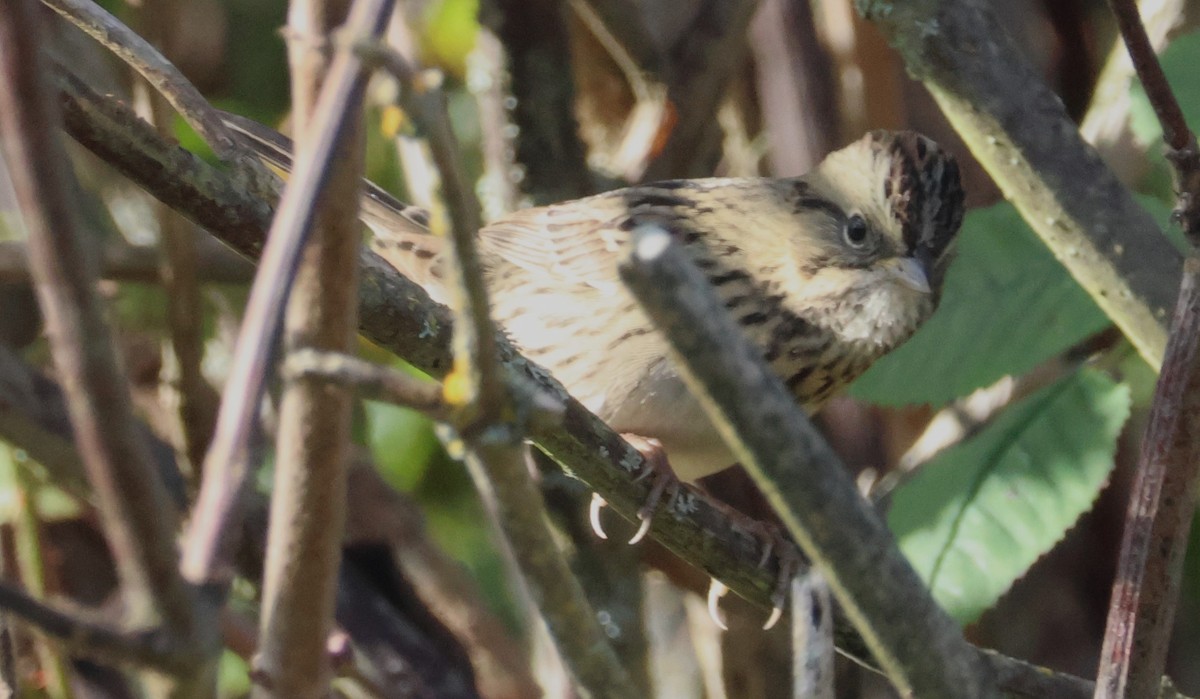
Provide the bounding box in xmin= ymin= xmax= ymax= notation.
xmin=842 ymin=214 xmax=870 ymax=249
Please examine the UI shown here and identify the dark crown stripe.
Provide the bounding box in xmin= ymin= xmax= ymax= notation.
xmin=878 ymin=132 xmax=964 ymax=260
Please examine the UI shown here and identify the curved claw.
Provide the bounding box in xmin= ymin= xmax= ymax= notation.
xmin=590 ymin=493 xmax=609 ymax=540
xmin=628 ymin=513 xmax=653 ymax=545
xmin=762 ymin=605 xmax=783 ymax=631
xmin=764 ymin=543 xmax=801 ymax=631
xmin=707 ymin=579 xmax=729 ymax=631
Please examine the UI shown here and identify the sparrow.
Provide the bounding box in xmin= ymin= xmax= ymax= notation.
xmin=225 ymin=115 xmax=964 ymax=530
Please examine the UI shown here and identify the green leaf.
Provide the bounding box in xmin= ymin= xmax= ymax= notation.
xmin=0 ymin=445 xmax=81 ymax=523
xmin=888 ymin=369 xmax=1130 ymax=624
xmin=850 ymin=202 xmax=1111 ymax=406
xmin=365 ymin=400 xmax=439 ymax=491
xmin=419 ymin=0 xmax=480 ymax=78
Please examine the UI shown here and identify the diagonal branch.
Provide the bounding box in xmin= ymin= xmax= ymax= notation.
xmin=1094 ymin=1 xmax=1200 ymax=696
xmin=251 ymin=0 xmax=388 ymax=694
xmin=42 ymin=0 xmax=271 ymax=193
xmin=860 ymin=0 xmax=1181 ymax=370
xmin=618 ymin=225 xmax=997 ymax=698
xmin=53 ymin=56 xmax=1113 ymax=699
xmin=0 ymin=0 xmax=204 ymax=678
xmin=179 ymin=0 xmax=393 ymax=593
xmin=366 ymin=43 xmax=638 ymax=698
xmin=0 ymin=582 xmax=191 ymax=674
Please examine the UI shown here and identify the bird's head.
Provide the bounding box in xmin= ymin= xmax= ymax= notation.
xmin=778 ymin=130 xmax=965 ymax=349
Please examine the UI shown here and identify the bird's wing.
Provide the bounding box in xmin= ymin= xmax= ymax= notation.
xmin=480 ymin=194 xmax=635 ymax=292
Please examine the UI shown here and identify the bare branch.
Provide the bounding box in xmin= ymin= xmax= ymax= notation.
xmin=0 ymin=241 xmax=254 ymax=285
xmin=1107 ymin=0 xmax=1200 ymax=245
xmin=41 ymin=0 xmax=269 ymax=189
xmin=51 ymin=59 xmax=1108 ymax=699
xmin=0 ymin=582 xmax=194 ymax=674
xmin=366 ymin=41 xmax=638 ymax=698
xmin=861 ymin=0 xmax=1181 ymax=370
xmin=617 ymin=225 xmax=997 ymax=697
xmin=1094 ymin=2 xmax=1200 ymax=695
xmin=179 ymin=0 xmax=393 ymax=593
xmin=250 ymin=0 xmax=389 ymax=693
xmin=1081 ymin=0 xmax=1188 ymax=167
xmin=0 ymin=0 xmax=205 ymax=680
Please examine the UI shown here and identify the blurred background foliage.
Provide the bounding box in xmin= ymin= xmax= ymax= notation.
xmin=5 ymin=0 xmax=1200 ymax=697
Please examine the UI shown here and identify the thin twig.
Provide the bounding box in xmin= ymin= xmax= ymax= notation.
xmin=284 ymin=350 xmax=448 ymax=418
xmin=1080 ymin=0 xmax=1188 ymax=168
xmin=367 ymin=42 xmax=638 ymax=699
xmin=1094 ymin=3 xmax=1200 ymax=695
xmin=978 ymin=649 xmax=1095 ymax=698
xmin=1109 ymin=0 xmax=1191 ymax=150
xmin=0 ymin=241 xmax=254 ymax=285
xmin=41 ymin=0 xmax=268 ymax=188
xmin=179 ymin=0 xmax=393 ymax=591
xmin=1108 ymin=0 xmax=1200 ymax=243
xmin=138 ymin=0 xmax=216 ymax=475
xmin=285 ymin=350 xmax=563 ymax=431
xmin=359 ymin=45 xmax=495 ymax=412
xmin=50 ymin=63 xmax=1110 ymax=699
xmin=253 ymin=1 xmax=387 ymax=692
xmin=0 ymin=582 xmax=191 ymax=673
xmin=0 ymin=0 xmax=206 ymax=680
xmin=569 ymin=0 xmax=663 ymax=83
xmin=861 ymin=0 xmax=1181 ymax=370
xmin=618 ymin=225 xmax=997 ymax=698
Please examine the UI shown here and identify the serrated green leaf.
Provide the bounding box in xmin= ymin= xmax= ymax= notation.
xmin=850 ymin=203 xmax=1111 ymax=406
xmin=888 ymin=369 xmax=1130 ymax=624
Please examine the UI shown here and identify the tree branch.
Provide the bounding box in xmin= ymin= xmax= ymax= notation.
xmin=618 ymin=225 xmax=997 ymax=698
xmin=1094 ymin=1 xmax=1200 ymax=695
xmin=860 ymin=0 xmax=1181 ymax=370
xmin=52 ymin=56 xmax=1110 ymax=699
xmin=366 ymin=42 xmax=638 ymax=698
xmin=41 ymin=0 xmax=271 ymax=192
xmin=0 ymin=582 xmax=194 ymax=674
xmin=179 ymin=0 xmax=393 ymax=595
xmin=0 ymin=3 xmax=208 ymax=690
xmin=251 ymin=0 xmax=390 ymax=694
xmin=0 ymin=241 xmax=254 ymax=285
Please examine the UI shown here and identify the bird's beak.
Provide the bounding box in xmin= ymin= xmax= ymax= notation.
xmin=885 ymin=257 xmax=932 ymax=294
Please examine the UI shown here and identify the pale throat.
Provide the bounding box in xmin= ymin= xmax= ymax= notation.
xmin=795 ymin=270 xmax=933 ymax=351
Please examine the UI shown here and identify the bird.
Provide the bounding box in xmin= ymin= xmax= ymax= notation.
xmin=225 ymin=115 xmax=964 ymax=532
xmin=379 ymin=131 xmax=962 ymax=474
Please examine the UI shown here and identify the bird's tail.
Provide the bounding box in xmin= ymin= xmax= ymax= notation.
xmin=219 ymin=111 xmax=449 ymax=296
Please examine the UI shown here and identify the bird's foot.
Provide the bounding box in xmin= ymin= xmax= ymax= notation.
xmin=707 ymin=509 xmax=804 ymax=630
xmin=589 ymin=434 xmax=680 ymax=544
